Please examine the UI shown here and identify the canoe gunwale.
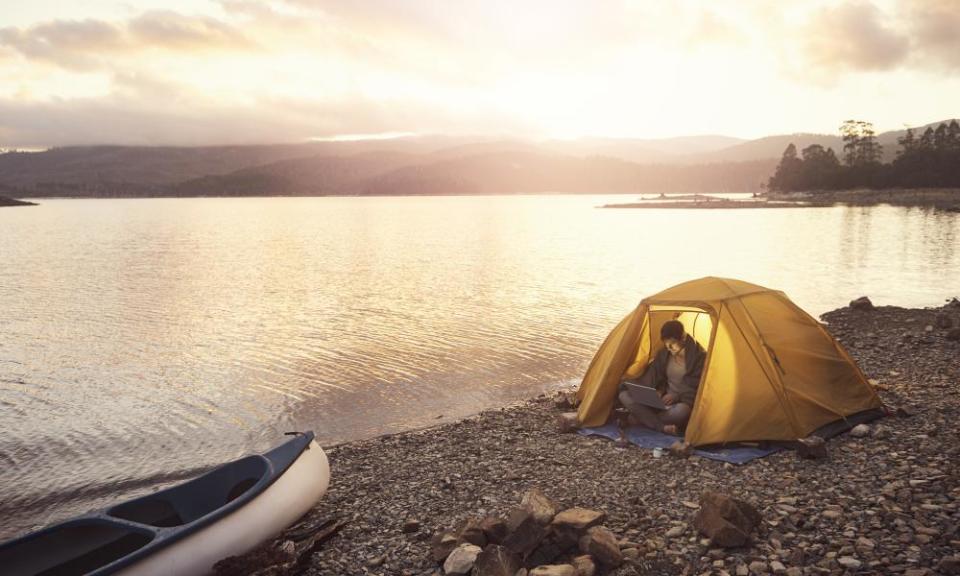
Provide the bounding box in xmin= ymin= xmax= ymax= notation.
xmin=0 ymin=431 xmax=316 ymax=576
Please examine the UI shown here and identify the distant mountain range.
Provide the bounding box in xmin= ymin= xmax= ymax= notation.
xmin=0 ymin=121 xmax=952 ymax=197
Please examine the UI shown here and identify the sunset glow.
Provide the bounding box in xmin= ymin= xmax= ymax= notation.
xmin=1 ymin=0 xmax=958 ymax=146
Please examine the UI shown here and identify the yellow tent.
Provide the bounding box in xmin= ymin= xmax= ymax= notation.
xmin=575 ymin=277 xmax=883 ymax=446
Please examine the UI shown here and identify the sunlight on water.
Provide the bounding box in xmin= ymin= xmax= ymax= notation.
xmin=0 ymin=196 xmax=958 ymax=538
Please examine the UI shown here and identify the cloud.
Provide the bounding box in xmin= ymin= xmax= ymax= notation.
xmin=0 ymin=86 xmax=538 ymax=148
xmin=0 ymin=12 xmax=254 ymax=70
xmin=902 ymin=0 xmax=960 ymax=69
xmin=128 ymin=11 xmax=256 ymax=51
xmin=0 ymin=19 xmax=125 ymax=70
xmin=801 ymin=1 xmax=909 ymax=73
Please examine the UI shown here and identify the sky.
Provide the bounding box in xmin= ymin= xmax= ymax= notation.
xmin=0 ymin=0 xmax=958 ymax=147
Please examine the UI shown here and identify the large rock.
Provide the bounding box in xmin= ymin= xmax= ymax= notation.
xmin=473 ymin=544 xmax=522 ymax=576
xmin=551 ymin=508 xmax=605 ymax=550
xmin=443 ymin=543 xmax=482 ymax=575
xmin=693 ymin=491 xmax=761 ymax=548
xmin=529 ymin=566 xmax=576 ymax=576
xmin=503 ymin=510 xmax=547 ymax=557
xmin=459 ymin=517 xmax=488 ymax=547
xmin=946 ymin=328 xmax=960 ymax=342
xmin=526 ymin=538 xmax=563 ymax=568
xmin=571 ymin=555 xmax=596 ymax=576
xmin=430 ymin=531 xmax=461 ymax=563
xmin=480 ymin=516 xmax=509 ymax=544
xmin=935 ymin=313 xmax=954 ymax=329
xmin=577 ymin=526 xmax=622 ymax=567
xmin=522 ymin=488 xmax=558 ymax=524
xmin=849 ymin=296 xmax=874 ymax=311
xmin=552 ymin=508 xmax=606 ymax=531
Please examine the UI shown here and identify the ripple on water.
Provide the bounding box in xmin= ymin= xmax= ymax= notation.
xmin=0 ymin=197 xmax=958 ymax=539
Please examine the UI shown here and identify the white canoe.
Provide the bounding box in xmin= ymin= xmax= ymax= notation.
xmin=0 ymin=432 xmax=330 ymax=576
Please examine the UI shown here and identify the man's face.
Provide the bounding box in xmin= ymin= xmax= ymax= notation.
xmin=664 ymin=338 xmax=683 ymax=355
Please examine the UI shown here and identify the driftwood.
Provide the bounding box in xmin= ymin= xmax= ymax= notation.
xmin=213 ymin=517 xmax=345 ymax=576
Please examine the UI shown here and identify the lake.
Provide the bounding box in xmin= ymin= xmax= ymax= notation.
xmin=1 ymin=195 xmax=958 ymax=539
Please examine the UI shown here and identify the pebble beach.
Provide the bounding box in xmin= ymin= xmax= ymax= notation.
xmin=228 ymin=300 xmax=960 ymax=576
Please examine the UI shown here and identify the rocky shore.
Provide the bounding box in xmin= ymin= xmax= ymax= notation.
xmin=241 ymin=300 xmax=959 ymax=576
xmin=768 ymin=189 xmax=960 ymax=211
xmin=0 ymin=195 xmax=36 ymax=207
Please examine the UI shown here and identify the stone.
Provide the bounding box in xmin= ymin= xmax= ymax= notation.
xmin=895 ymin=405 xmax=916 ymax=417
xmin=551 ymin=508 xmax=605 ymax=549
xmin=850 ymin=424 xmax=871 ymax=438
xmin=578 ymin=526 xmax=622 ymax=567
xmin=669 ymin=440 xmax=692 ymax=458
xmin=551 ymin=508 xmax=606 ymax=530
xmin=837 ymin=556 xmax=861 ymax=570
xmin=278 ymin=540 xmax=295 ymax=555
xmin=786 ymin=568 xmax=803 ymax=576
xmin=522 ymin=488 xmax=558 ymax=524
xmin=503 ymin=510 xmax=547 ymax=557
xmin=460 ymin=517 xmax=489 ymax=547
xmin=528 ymin=565 xmax=576 ymax=576
xmin=693 ymin=491 xmax=761 ymax=548
xmin=365 ymin=555 xmax=385 ymax=567
xmin=481 ymin=516 xmax=510 ymax=544
xmin=749 ymin=560 xmax=768 ymax=573
xmin=796 ymin=436 xmax=827 ymax=459
xmin=556 ymin=412 xmax=579 ymax=433
xmin=571 ymin=555 xmax=596 ymax=576
xmin=934 ymin=313 xmax=953 ymax=329
xmin=431 ymin=531 xmax=461 ymax=563
xmin=554 ymin=391 xmax=578 ymax=409
xmin=402 ymin=518 xmax=421 ymax=533
xmin=473 ymin=544 xmax=522 ymax=576
xmin=770 ymin=560 xmax=786 ymax=574
xmin=665 ymin=525 xmax=685 ymax=538
xmin=443 ymin=543 xmax=482 ymax=575
xmin=947 ymin=328 xmax=960 ymax=341
xmin=939 ymin=556 xmax=960 ymax=575
xmin=849 ymin=296 xmax=874 ymax=311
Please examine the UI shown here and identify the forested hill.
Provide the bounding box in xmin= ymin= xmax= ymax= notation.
xmin=0 ymin=122 xmax=951 ymax=197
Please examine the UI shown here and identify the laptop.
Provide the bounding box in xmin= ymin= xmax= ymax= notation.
xmin=622 ymin=381 xmax=666 ymax=410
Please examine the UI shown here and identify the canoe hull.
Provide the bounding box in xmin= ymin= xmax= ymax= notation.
xmin=117 ymin=439 xmax=330 ymax=576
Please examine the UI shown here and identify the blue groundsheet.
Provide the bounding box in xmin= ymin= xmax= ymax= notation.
xmin=577 ymin=423 xmax=782 ymax=465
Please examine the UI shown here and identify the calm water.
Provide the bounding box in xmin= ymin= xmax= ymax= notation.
xmin=1 ymin=196 xmax=958 ymax=538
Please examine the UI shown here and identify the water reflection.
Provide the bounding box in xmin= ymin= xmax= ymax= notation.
xmin=0 ymin=195 xmax=958 ymax=539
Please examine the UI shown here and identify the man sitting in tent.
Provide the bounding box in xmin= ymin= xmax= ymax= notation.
xmin=617 ymin=320 xmax=706 ymax=435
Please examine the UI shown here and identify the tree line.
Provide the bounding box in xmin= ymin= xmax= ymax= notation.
xmin=768 ymin=120 xmax=960 ymax=191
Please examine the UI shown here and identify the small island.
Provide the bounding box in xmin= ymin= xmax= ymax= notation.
xmin=0 ymin=195 xmax=36 ymax=207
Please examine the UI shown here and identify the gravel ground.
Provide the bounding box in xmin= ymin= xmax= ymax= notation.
xmin=277 ymin=301 xmax=960 ymax=576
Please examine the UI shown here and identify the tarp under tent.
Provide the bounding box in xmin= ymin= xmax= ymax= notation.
xmin=575 ymin=277 xmax=884 ymax=446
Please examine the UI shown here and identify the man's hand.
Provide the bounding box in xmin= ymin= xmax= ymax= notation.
xmin=662 ymin=392 xmax=678 ymax=406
